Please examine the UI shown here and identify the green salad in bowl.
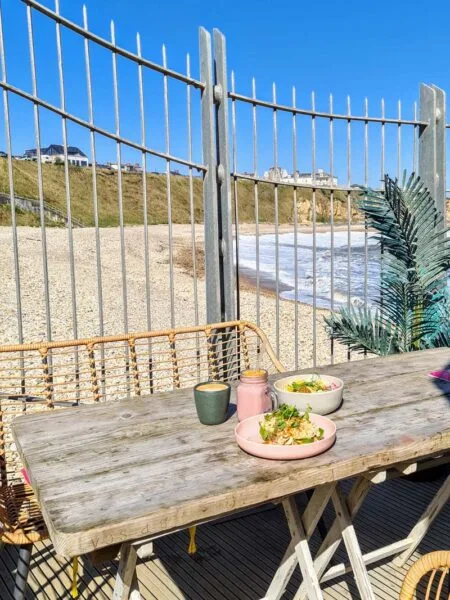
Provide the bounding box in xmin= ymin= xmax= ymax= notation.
xmin=273 ymin=373 xmax=344 ymax=415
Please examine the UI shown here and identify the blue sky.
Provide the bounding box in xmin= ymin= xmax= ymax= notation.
xmin=1 ymin=0 xmax=449 ymax=187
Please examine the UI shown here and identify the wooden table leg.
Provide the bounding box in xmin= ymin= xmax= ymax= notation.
xmin=263 ymin=484 xmax=335 ymax=600
xmin=282 ymin=497 xmax=324 ymax=600
xmin=394 ymin=474 xmax=450 ymax=567
xmin=295 ymin=476 xmax=372 ymax=600
xmin=331 ymin=484 xmax=376 ymax=600
xmin=113 ymin=543 xmax=141 ymax=600
xmin=129 ymin=571 xmax=141 ymax=600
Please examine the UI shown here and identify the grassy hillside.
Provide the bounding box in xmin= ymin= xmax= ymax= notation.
xmin=0 ymin=158 xmax=358 ymax=227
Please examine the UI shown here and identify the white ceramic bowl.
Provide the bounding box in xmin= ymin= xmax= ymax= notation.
xmin=273 ymin=373 xmax=343 ymax=415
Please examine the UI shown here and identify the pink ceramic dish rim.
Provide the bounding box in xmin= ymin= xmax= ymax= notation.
xmin=273 ymin=374 xmax=344 ymax=394
xmin=235 ymin=412 xmax=337 ymax=460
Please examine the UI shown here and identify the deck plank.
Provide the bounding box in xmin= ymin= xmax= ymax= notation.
xmin=0 ymin=475 xmax=448 ymax=599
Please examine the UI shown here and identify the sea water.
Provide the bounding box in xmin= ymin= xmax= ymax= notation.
xmin=237 ymin=230 xmax=450 ymax=309
xmin=237 ymin=231 xmax=381 ymax=309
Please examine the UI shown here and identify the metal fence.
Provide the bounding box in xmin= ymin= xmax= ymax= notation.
xmin=0 ymin=0 xmax=447 ymax=371
xmin=229 ymin=81 xmax=446 ymax=368
xmin=0 ymin=0 xmax=207 ymax=346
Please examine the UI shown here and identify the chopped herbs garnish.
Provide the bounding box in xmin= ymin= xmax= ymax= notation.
xmin=259 ymin=404 xmax=324 ymax=446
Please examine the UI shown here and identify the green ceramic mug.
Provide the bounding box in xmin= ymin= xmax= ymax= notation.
xmin=193 ymin=381 xmax=231 ymax=425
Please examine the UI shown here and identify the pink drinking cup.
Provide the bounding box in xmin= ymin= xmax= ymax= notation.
xmin=236 ymin=369 xmax=277 ymax=422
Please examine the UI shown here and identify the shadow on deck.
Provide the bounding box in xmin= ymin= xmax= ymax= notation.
xmin=0 ymin=475 xmax=448 ymax=599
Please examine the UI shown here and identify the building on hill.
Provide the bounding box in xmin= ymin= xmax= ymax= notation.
xmin=107 ymin=162 xmax=142 ymax=173
xmin=263 ymin=167 xmax=338 ymax=187
xmin=263 ymin=166 xmax=290 ymax=182
xmin=24 ymin=145 xmax=88 ymax=167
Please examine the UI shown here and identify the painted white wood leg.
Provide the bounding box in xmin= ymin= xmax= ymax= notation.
xmin=331 ymin=485 xmax=376 ymax=600
xmin=295 ymin=476 xmax=372 ymax=600
xmin=113 ymin=543 xmax=140 ymax=600
xmin=394 ymin=474 xmax=450 ymax=567
xmin=129 ymin=571 xmax=142 ymax=600
xmin=282 ymin=497 xmax=324 ymax=600
xmin=263 ymin=485 xmax=335 ymax=600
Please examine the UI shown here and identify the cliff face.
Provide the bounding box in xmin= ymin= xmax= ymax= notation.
xmin=294 ymin=192 xmax=362 ymax=224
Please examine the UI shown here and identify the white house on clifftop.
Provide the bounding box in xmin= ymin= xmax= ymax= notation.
xmin=263 ymin=167 xmax=338 ymax=187
xmin=25 ymin=144 xmax=88 ymax=167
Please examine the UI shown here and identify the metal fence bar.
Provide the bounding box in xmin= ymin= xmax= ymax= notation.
xmin=186 ymin=54 xmax=199 ymax=328
xmin=228 ymin=90 xmax=426 ymax=126
xmin=311 ymin=91 xmax=317 ymax=367
xmin=186 ymin=53 xmax=200 ymax=381
xmin=231 ymin=71 xmax=240 ymax=320
xmin=0 ymin=4 xmax=23 ymax=346
xmin=380 ymin=98 xmax=385 ymax=179
xmin=252 ymin=77 xmax=260 ymax=329
xmin=162 ymin=44 xmax=175 ymax=328
xmin=397 ymin=100 xmax=402 ymax=180
xmin=26 ymin=3 xmax=52 ymax=344
xmin=292 ymin=86 xmax=299 ymax=370
xmin=136 ymin=32 xmax=152 ymax=334
xmin=199 ymin=27 xmax=221 ymax=323
xmin=272 ymin=82 xmax=280 ymax=358
xmin=111 ymin=20 xmax=129 ymax=336
xmin=137 ymin=31 xmax=155 ymax=390
xmin=346 ymin=95 xmax=352 ymax=361
xmin=363 ymin=98 xmax=369 ymax=309
xmin=213 ymin=29 xmax=235 ymax=321
xmin=413 ymin=101 xmax=418 ymax=174
xmin=55 ymin=0 xmax=80 ymax=398
xmin=55 ymin=0 xmax=78 ymax=341
xmin=83 ymin=5 xmax=106 ymax=398
xmin=83 ymin=6 xmax=104 ymax=339
xmin=329 ymin=93 xmax=335 ymax=364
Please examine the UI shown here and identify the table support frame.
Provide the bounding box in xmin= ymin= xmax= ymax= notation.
xmin=111 ymin=461 xmax=450 ymax=600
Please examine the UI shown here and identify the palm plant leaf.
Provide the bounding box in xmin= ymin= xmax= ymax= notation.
xmin=324 ymin=306 xmax=400 ymax=356
xmin=325 ymin=172 xmax=450 ymax=355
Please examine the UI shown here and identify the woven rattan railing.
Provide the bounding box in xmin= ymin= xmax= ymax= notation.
xmin=0 ymin=320 xmax=285 ymax=485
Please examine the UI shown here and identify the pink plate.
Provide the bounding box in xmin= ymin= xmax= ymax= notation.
xmin=235 ymin=413 xmax=336 ymax=460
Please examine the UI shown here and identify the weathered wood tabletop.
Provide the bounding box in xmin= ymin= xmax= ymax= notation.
xmin=11 ymin=348 xmax=450 ymax=559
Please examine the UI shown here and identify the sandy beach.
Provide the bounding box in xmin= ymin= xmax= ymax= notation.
xmin=0 ymin=224 xmax=356 ymax=369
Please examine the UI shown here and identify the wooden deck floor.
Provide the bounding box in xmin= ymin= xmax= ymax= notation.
xmin=0 ymin=475 xmax=448 ymax=599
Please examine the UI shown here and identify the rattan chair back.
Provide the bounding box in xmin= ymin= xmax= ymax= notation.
xmin=400 ymin=551 xmax=450 ymax=600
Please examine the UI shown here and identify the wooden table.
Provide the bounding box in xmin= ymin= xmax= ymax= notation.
xmin=11 ymin=348 xmax=450 ymax=600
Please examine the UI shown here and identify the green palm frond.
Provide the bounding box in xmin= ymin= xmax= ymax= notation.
xmin=325 ymin=172 xmax=450 ymax=355
xmin=426 ymin=320 xmax=450 ymax=348
xmin=324 ymin=306 xmax=400 ymax=356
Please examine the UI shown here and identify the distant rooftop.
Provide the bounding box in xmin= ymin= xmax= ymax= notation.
xmin=25 ymin=145 xmax=87 ymax=157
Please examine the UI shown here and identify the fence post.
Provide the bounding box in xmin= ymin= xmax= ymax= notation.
xmin=213 ymin=29 xmax=235 ymax=322
xmin=199 ymin=28 xmax=221 ymax=323
xmin=199 ymin=28 xmax=235 ymax=324
xmin=419 ymin=83 xmax=446 ymax=225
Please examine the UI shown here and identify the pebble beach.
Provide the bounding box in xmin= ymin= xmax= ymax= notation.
xmin=0 ymin=224 xmax=354 ymax=369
